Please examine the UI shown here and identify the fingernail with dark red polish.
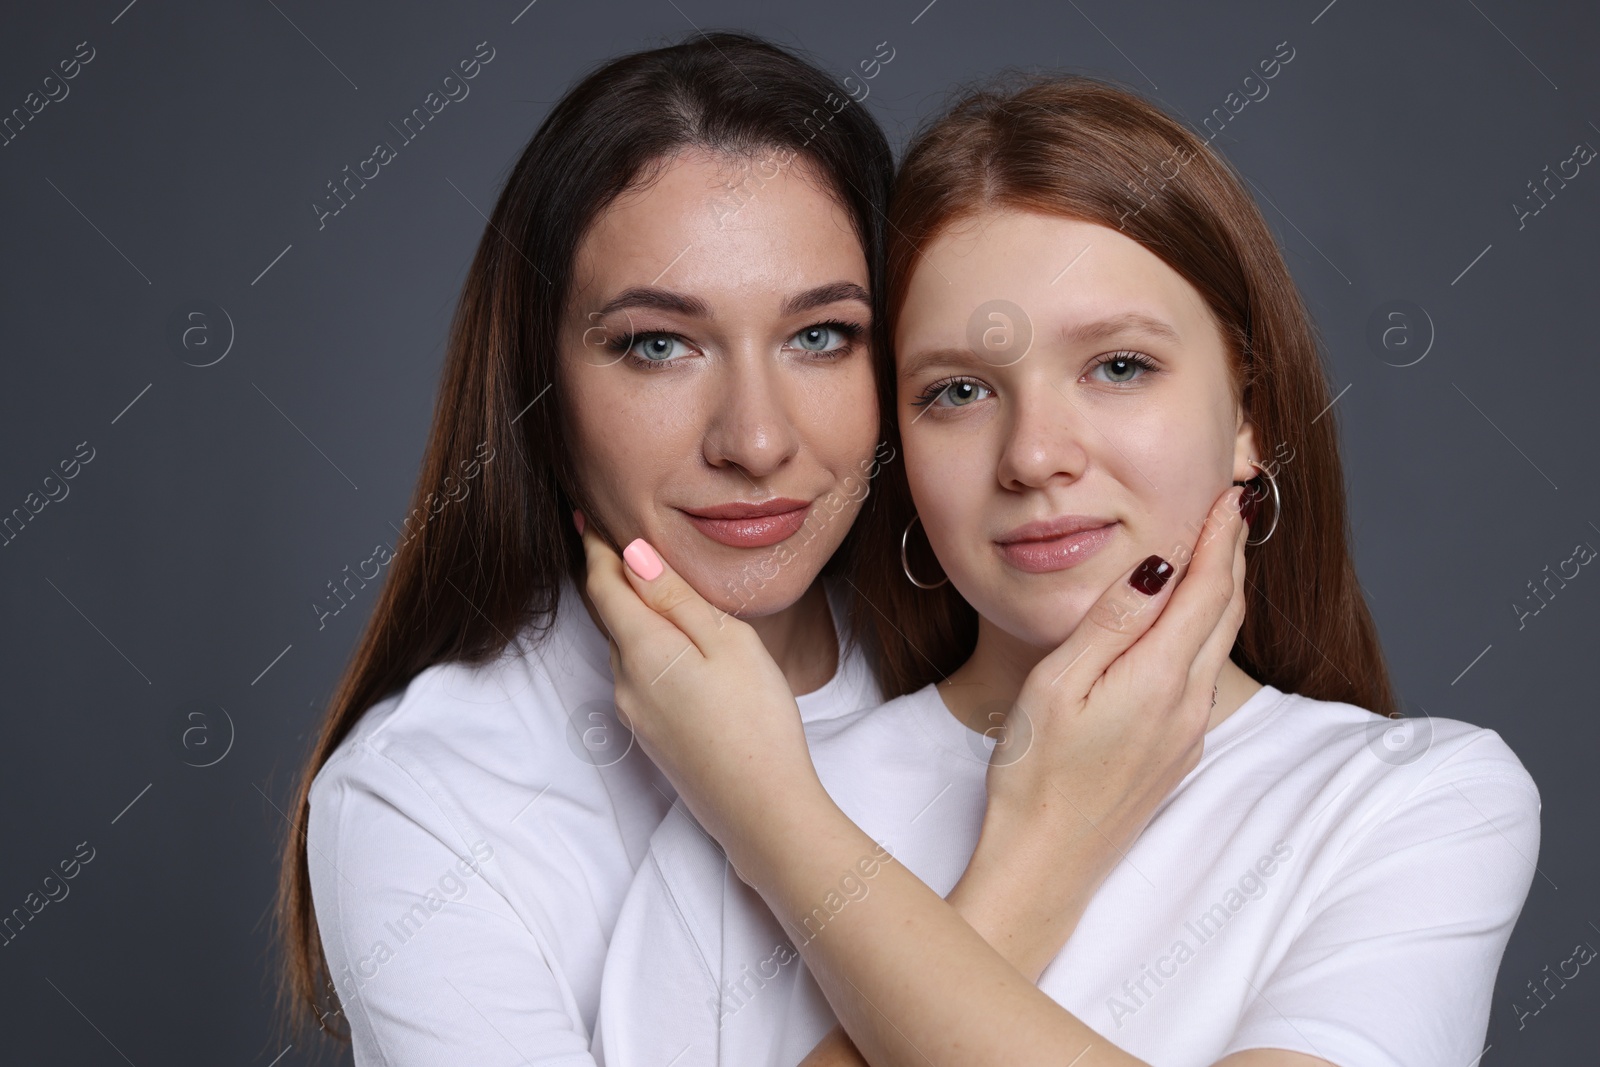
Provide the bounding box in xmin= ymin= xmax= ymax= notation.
xmin=1240 ymin=492 xmax=1259 ymax=529
xmin=1129 ymin=555 xmax=1173 ymax=595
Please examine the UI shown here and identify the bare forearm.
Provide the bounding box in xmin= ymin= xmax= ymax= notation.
xmin=797 ymin=806 xmax=1110 ymax=1063
xmin=730 ymin=784 xmax=1147 ymax=1067
xmin=796 ymin=1025 xmax=870 ymax=1067
xmin=945 ymin=806 xmax=1114 ymax=982
xmin=796 ymin=868 xmax=1093 ymax=1065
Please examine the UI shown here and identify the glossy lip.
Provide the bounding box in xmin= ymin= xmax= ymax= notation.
xmin=995 ymin=517 xmax=1118 ymax=575
xmin=679 ymin=498 xmax=813 ymax=549
xmin=996 ymin=514 xmax=1116 ymax=544
xmin=681 ymin=498 xmax=811 ymax=520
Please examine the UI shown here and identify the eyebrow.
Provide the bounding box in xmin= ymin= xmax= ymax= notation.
xmin=593 ymin=281 xmax=870 ymax=321
xmin=1060 ymin=312 xmax=1183 ymax=347
xmin=781 ymin=281 xmax=871 ymax=317
xmin=595 ymin=286 xmax=708 ymax=318
xmin=898 ymin=312 xmax=1184 ymax=380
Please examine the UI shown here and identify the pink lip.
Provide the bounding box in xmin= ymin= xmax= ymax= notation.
xmin=997 ymin=514 xmax=1116 ymax=544
xmin=995 ymin=518 xmax=1118 ymax=574
xmin=680 ymin=498 xmax=812 ymax=548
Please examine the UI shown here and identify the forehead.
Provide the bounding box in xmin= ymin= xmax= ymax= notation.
xmin=570 ymin=148 xmax=868 ymax=301
xmin=896 ymin=209 xmax=1216 ymax=350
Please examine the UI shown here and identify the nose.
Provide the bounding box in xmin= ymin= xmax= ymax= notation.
xmin=700 ymin=346 xmax=801 ymax=479
xmin=994 ymin=381 xmax=1090 ymax=491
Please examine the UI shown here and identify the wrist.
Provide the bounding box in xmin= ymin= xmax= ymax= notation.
xmin=724 ymin=786 xmax=905 ymax=950
xmin=715 ymin=769 xmax=846 ymax=890
xmin=948 ymin=808 xmax=1107 ymax=982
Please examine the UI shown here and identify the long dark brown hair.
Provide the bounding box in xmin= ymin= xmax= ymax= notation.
xmin=274 ymin=30 xmax=894 ymax=1042
xmin=846 ymin=73 xmax=1398 ymax=719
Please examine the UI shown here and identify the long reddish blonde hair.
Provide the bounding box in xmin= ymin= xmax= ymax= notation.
xmin=846 ymin=73 xmax=1398 ymax=719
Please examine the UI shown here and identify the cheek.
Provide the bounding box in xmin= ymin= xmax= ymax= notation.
xmin=903 ymin=427 xmax=985 ymax=561
xmin=1114 ymin=411 xmax=1234 ymax=553
xmin=808 ymin=359 xmax=880 ymax=470
xmin=562 ymin=362 xmax=700 ymax=523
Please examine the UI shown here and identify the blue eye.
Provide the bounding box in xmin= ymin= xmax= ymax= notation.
xmin=608 ymin=334 xmax=691 ymax=367
xmin=790 ymin=320 xmax=863 ymax=356
xmin=794 ymin=326 xmax=836 ymax=351
xmin=627 ymin=334 xmax=691 ymax=363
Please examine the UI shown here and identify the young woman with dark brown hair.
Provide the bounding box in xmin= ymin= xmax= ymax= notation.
xmin=272 ymin=31 xmax=910 ymax=1063
xmin=582 ymin=74 xmax=1540 ymax=1067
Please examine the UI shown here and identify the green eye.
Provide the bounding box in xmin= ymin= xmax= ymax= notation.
xmin=944 ymin=381 xmax=986 ymax=405
xmin=912 ymin=377 xmax=992 ymax=409
xmin=1103 ymin=358 xmax=1138 ymax=381
xmin=1091 ymin=351 xmax=1157 ymax=384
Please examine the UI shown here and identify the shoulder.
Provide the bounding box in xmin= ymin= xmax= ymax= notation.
xmin=310 ymin=580 xmax=621 ymax=835
xmin=1241 ymin=689 xmax=1542 ymax=893
xmin=1264 ymin=687 xmax=1539 ymax=803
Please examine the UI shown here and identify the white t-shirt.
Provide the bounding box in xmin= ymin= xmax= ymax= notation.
xmin=593 ymin=681 xmax=1541 ymax=1067
xmin=306 ymin=573 xmax=880 ymax=1066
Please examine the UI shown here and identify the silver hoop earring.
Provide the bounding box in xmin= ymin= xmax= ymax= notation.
xmin=1233 ymin=459 xmax=1281 ymax=547
xmin=901 ymin=514 xmax=949 ymax=589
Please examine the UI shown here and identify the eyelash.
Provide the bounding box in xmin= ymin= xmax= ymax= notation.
xmin=910 ymin=350 xmax=1160 ymax=408
xmin=608 ymin=319 xmax=866 ymax=370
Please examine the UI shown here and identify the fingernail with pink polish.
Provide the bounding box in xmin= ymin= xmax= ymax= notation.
xmin=623 ymin=538 xmax=664 ymax=581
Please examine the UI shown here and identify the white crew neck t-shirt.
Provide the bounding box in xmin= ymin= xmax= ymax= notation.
xmin=592 ymin=681 xmax=1540 ymax=1067
xmin=306 ymin=573 xmax=880 ymax=1067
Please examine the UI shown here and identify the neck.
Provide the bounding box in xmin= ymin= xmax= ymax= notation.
xmin=937 ymin=616 xmax=1262 ymax=735
xmin=576 ymin=573 xmax=840 ymax=698
xmin=745 ymin=579 xmax=840 ymax=697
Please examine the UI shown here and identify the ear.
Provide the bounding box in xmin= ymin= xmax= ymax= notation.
xmin=1232 ymin=413 xmax=1261 ymax=483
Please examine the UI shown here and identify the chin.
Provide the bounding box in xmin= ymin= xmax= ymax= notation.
xmin=675 ymin=555 xmax=820 ymax=620
xmin=1017 ymin=615 xmax=1085 ymax=652
xmin=969 ymin=583 xmax=1093 ymax=652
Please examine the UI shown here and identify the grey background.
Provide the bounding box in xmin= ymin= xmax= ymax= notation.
xmin=1 ymin=0 xmax=1595 ymax=1063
